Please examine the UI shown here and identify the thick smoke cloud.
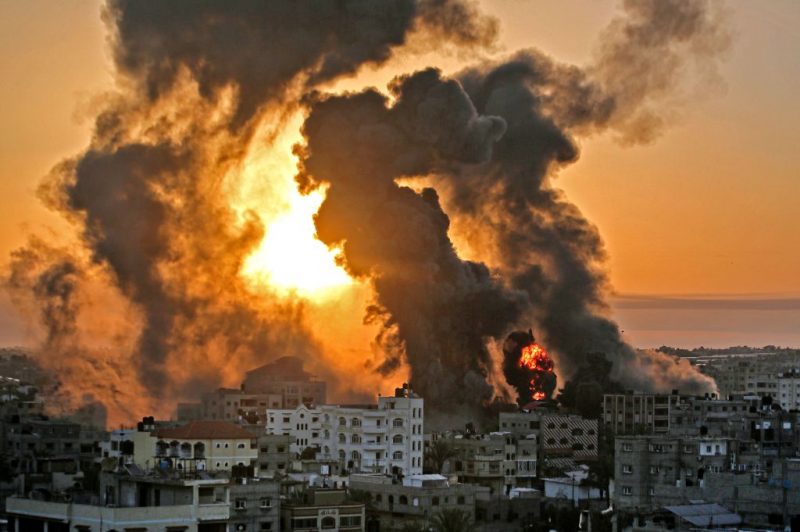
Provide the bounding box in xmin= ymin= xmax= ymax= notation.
xmin=441 ymin=0 xmax=728 ymax=393
xmin=296 ymin=69 xmax=520 ymax=418
xmin=8 ymin=0 xmax=498 ymax=425
xmin=5 ymin=238 xmax=150 ymax=425
xmin=299 ymin=0 xmax=726 ymax=419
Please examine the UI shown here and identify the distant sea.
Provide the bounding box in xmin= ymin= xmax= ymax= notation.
xmin=1 ymin=291 xmax=798 ymax=350
xmin=611 ymin=294 xmax=800 ymax=349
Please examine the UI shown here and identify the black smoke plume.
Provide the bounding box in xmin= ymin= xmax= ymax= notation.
xmin=299 ymin=0 xmax=726 ymax=419
xmin=296 ymin=69 xmax=520 ymax=418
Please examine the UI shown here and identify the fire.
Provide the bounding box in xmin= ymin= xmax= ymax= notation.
xmin=518 ymin=342 xmax=554 ymax=401
xmin=230 ymin=116 xmax=353 ymax=300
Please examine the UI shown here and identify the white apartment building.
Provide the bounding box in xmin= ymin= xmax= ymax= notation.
xmin=266 ymin=383 xmax=424 ymax=477
xmin=778 ymin=371 xmax=800 ymax=411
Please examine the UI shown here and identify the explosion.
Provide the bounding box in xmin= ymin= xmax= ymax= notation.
xmin=503 ymin=330 xmax=557 ymax=405
xmin=519 ymin=342 xmax=555 ymax=401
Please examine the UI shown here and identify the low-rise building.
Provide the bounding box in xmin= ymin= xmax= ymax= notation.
xmin=349 ymin=473 xmax=477 ymax=529
xmin=280 ymin=488 xmax=365 ymax=531
xmin=131 ymin=419 xmax=258 ymax=474
xmin=6 ymin=471 xmax=231 ymax=531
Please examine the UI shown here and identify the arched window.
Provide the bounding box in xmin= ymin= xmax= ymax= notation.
xmin=169 ymin=440 xmax=180 ymax=457
xmin=388 ymin=495 xmax=394 ymax=505
xmin=321 ymin=516 xmax=336 ymax=529
xmin=351 ymin=434 xmax=361 ymax=444
xmin=324 ymin=429 xmax=330 ymax=439
xmin=393 ymin=451 xmax=403 ymax=460
xmin=351 ymin=450 xmax=361 ymax=462
xmin=338 ymin=450 xmax=346 ymax=461
xmin=351 ymin=418 xmax=361 ymax=427
xmin=180 ymin=442 xmax=192 ymax=458
xmin=339 ymin=417 xmax=346 ymax=426
xmin=399 ymin=495 xmax=408 ymax=505
xmin=393 ymin=418 xmax=404 ymax=428
xmin=193 ymin=442 xmax=205 ymax=458
xmin=392 ymin=435 xmax=403 ymax=445
xmin=339 ymin=433 xmax=346 ymax=444
xmin=324 ymin=446 xmax=330 ymax=455
xmin=155 ymin=440 xmax=168 ymax=456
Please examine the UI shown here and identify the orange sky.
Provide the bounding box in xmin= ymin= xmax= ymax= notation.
xmin=1 ymin=0 xmax=798 ymax=347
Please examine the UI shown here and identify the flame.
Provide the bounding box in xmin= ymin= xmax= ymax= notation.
xmin=229 ymin=116 xmax=353 ymax=301
xmin=518 ymin=342 xmax=554 ymax=401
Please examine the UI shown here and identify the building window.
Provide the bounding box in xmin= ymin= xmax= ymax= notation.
xmin=339 ymin=417 xmax=347 ymax=426
xmin=340 ymin=516 xmax=361 ymax=527
xmin=399 ymin=495 xmax=408 ymax=505
xmin=238 ymin=443 xmax=246 ymax=449
xmin=393 ymin=418 xmax=404 ymax=428
xmin=259 ymin=523 xmax=273 ymax=531
xmin=351 ymin=434 xmax=362 ymax=444
xmin=458 ymin=495 xmax=466 ymax=504
xmin=622 ymin=486 xmax=632 ymax=495
xmin=393 ymin=434 xmax=403 ymax=444
xmin=352 ymin=418 xmax=361 ymax=427
xmin=339 ymin=433 xmax=346 ymax=444
xmin=235 ymin=498 xmax=247 ymax=510
xmin=321 ymin=516 xmax=336 ymax=529
xmin=260 ymin=497 xmax=271 ymax=508
xmin=432 ymin=496 xmax=440 ymax=506
xmin=622 ymin=465 xmax=633 ymax=474
xmin=393 ymin=451 xmax=403 ymax=460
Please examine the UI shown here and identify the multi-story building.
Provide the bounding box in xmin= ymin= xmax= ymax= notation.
xmin=349 ymin=473 xmax=477 ymax=529
xmin=499 ymin=411 xmax=598 ymax=459
xmin=280 ymin=488 xmax=365 ymax=531
xmin=131 ymin=419 xmax=258 ymax=473
xmin=3 ymin=417 xmax=100 ymax=476
xmin=5 ymin=471 xmax=231 ymax=531
xmin=602 ymin=391 xmax=687 ymax=434
xmin=257 ymin=433 xmax=294 ymax=478
xmin=614 ymin=434 xmax=735 ymax=510
xmin=177 ymin=356 xmax=328 ymax=424
xmin=229 ymin=477 xmax=281 ymax=532
xmin=266 ymin=383 xmax=424 ymax=477
xmin=243 ymin=356 xmax=327 ymax=407
xmin=700 ymin=352 xmax=800 ymax=400
xmin=778 ymin=370 xmax=800 ymax=411
xmin=614 ymin=434 xmax=800 ymax=529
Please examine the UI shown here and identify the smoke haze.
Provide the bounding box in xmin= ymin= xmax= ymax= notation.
xmin=4 ymin=0 xmax=728 ymax=426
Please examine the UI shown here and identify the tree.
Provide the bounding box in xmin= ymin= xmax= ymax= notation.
xmin=430 ymin=508 xmax=474 ymax=532
xmin=424 ymin=439 xmax=458 ymax=474
xmin=299 ymin=446 xmax=318 ymax=460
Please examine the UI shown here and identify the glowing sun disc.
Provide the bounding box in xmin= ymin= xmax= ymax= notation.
xmin=242 ymin=188 xmax=352 ymax=297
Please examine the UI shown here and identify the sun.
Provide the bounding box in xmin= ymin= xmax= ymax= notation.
xmin=230 ymin=116 xmax=353 ymax=300
xmin=241 ymin=186 xmax=352 ymax=297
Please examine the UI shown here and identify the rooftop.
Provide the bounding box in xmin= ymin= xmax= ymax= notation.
xmin=153 ymin=421 xmax=255 ymax=440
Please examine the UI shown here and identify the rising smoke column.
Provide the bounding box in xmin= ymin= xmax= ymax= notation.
xmin=299 ymin=0 xmax=728 ymax=416
xmin=7 ymin=0 xmax=498 ymax=425
xmin=440 ymin=0 xmax=728 ymax=392
xmin=296 ymin=69 xmax=522 ymax=418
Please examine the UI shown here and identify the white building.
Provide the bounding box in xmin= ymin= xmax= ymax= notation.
xmin=266 ymin=383 xmax=424 ymax=477
xmin=778 ymin=371 xmax=800 ymax=411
